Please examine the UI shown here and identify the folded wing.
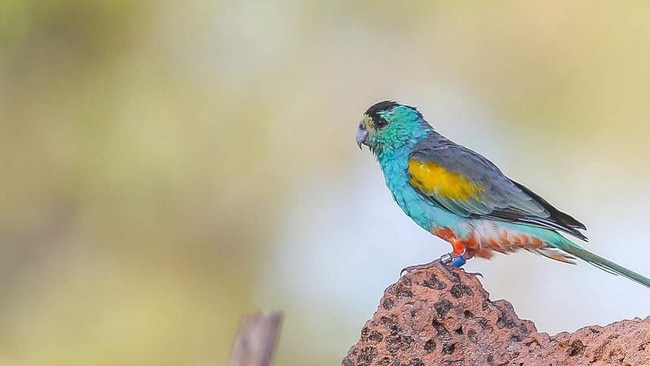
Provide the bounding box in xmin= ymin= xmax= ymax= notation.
xmin=407 ymin=136 xmax=587 ymax=240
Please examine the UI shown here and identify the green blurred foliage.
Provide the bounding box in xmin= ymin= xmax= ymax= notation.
xmin=0 ymin=1 xmax=649 ymax=365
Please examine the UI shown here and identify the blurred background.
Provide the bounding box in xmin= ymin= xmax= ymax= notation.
xmin=2 ymin=1 xmax=650 ymax=365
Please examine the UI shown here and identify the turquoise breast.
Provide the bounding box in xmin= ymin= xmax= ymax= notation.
xmin=378 ymin=148 xmax=468 ymax=237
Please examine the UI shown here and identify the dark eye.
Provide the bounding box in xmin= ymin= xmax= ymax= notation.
xmin=374 ymin=117 xmax=388 ymax=129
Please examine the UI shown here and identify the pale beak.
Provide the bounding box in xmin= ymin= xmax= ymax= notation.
xmin=356 ymin=123 xmax=368 ymax=149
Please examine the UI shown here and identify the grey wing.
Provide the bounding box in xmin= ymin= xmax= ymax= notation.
xmin=409 ymin=135 xmax=587 ymax=240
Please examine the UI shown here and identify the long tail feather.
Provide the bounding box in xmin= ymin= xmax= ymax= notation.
xmin=554 ymin=241 xmax=650 ymax=289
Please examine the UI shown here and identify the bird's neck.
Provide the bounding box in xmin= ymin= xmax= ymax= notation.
xmin=375 ymin=127 xmax=431 ymax=162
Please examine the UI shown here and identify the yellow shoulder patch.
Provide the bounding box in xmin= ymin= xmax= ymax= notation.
xmin=407 ymin=158 xmax=483 ymax=200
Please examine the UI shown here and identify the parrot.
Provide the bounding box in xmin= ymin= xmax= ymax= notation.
xmin=356 ymin=100 xmax=650 ymax=288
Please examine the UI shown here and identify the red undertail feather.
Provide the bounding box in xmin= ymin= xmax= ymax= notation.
xmin=432 ymin=227 xmax=575 ymax=264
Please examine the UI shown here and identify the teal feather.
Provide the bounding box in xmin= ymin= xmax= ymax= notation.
xmin=551 ymin=236 xmax=650 ymax=288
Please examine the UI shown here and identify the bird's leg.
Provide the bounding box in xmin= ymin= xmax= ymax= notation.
xmin=459 ymin=248 xmax=484 ymax=278
xmin=400 ymin=251 xmax=466 ymax=277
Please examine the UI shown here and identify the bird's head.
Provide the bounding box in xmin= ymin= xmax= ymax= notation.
xmin=356 ymin=101 xmax=430 ymax=155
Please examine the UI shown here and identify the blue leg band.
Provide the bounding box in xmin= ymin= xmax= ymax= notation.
xmin=451 ymin=256 xmax=466 ymax=267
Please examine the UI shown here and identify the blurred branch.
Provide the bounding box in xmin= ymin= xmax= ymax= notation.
xmin=229 ymin=312 xmax=283 ymax=366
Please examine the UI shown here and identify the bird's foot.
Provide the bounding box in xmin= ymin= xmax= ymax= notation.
xmin=400 ymin=253 xmax=466 ymax=277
